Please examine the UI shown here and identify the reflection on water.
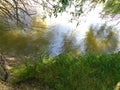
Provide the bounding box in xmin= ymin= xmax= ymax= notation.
xmin=44 ymin=2 xmax=120 ymax=56
xmin=3 ymin=0 xmax=120 ymax=56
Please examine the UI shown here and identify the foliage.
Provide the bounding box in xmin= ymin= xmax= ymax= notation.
xmin=11 ymin=52 xmax=120 ymax=90
xmin=0 ymin=0 xmax=33 ymax=26
xmin=62 ymin=34 xmax=81 ymax=56
xmin=104 ymin=0 xmax=120 ymax=15
xmin=85 ymin=28 xmax=98 ymax=52
xmin=0 ymin=16 xmax=49 ymax=56
xmin=0 ymin=0 xmax=120 ymax=29
xmin=0 ymin=30 xmax=49 ymax=56
xmin=85 ymin=24 xmax=118 ymax=53
xmin=0 ymin=15 xmax=10 ymax=31
xmin=31 ymin=17 xmax=47 ymax=31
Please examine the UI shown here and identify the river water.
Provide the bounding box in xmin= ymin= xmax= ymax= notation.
xmin=43 ymin=1 xmax=120 ymax=56
xmin=8 ymin=0 xmax=120 ymax=56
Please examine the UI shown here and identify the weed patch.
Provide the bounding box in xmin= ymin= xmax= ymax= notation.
xmin=11 ymin=53 xmax=120 ymax=90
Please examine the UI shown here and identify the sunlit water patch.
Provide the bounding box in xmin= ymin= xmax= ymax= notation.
xmin=42 ymin=2 xmax=120 ymax=56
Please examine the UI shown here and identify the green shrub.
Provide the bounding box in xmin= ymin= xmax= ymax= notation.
xmin=11 ymin=52 xmax=120 ymax=90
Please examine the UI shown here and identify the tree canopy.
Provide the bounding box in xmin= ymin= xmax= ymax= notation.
xmin=0 ymin=0 xmax=120 ymax=27
xmin=104 ymin=0 xmax=120 ymax=15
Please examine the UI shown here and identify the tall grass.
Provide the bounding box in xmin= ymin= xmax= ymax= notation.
xmin=11 ymin=52 xmax=120 ymax=90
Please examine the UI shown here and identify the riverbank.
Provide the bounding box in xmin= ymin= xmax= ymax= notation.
xmin=1 ymin=52 xmax=119 ymax=90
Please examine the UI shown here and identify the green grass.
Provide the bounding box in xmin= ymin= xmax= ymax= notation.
xmin=10 ymin=52 xmax=120 ymax=90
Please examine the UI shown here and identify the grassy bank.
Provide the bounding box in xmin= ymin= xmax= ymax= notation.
xmin=10 ymin=52 xmax=120 ymax=90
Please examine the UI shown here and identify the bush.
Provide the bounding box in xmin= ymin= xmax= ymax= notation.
xmin=11 ymin=52 xmax=120 ymax=90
